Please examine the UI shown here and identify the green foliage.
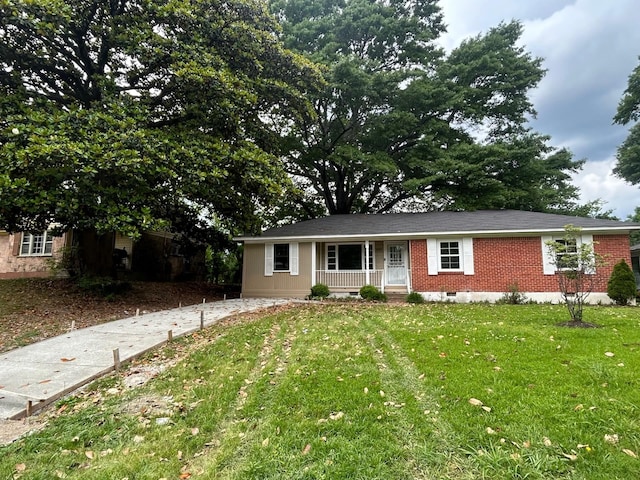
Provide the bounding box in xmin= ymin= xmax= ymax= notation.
xmin=406 ymin=291 xmax=425 ymax=304
xmin=0 ymin=0 xmax=321 ymax=243
xmin=310 ymin=283 xmax=330 ymax=298
xmin=545 ymin=225 xmax=605 ymax=323
xmin=497 ymin=282 xmax=528 ymax=305
xmin=269 ymin=0 xmax=585 ymax=218
xmin=75 ymin=276 xmax=132 ymax=298
xmin=614 ymin=58 xmax=640 ymax=185
xmin=628 ymin=206 xmax=640 ymax=245
xmin=205 ymin=246 xmax=241 ymax=285
xmin=607 ymin=259 xmax=637 ymax=305
xmin=359 ymin=284 xmax=387 ymax=302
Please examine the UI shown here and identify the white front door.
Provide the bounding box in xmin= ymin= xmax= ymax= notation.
xmin=385 ymin=242 xmax=407 ymax=286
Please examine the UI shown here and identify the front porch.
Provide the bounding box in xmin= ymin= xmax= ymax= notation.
xmin=315 ymin=269 xmax=411 ymax=294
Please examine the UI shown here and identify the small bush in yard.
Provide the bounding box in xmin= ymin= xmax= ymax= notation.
xmin=406 ymin=292 xmax=425 ymax=304
xmin=498 ymin=282 xmax=528 ymax=304
xmin=310 ymin=283 xmax=330 ymax=299
xmin=607 ymin=259 xmax=637 ymax=305
xmin=359 ymin=285 xmax=387 ymax=302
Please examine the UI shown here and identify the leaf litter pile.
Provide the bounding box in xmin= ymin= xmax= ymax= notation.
xmin=1 ymin=303 xmax=639 ymax=479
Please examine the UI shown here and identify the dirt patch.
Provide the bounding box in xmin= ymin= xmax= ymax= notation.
xmin=0 ymin=419 xmax=46 ymax=446
xmin=0 ymin=280 xmax=234 ymax=353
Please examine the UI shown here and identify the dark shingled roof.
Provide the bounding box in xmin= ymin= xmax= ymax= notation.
xmin=237 ymin=210 xmax=640 ymax=241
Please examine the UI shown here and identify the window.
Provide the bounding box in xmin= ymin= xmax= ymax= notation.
xmin=327 ymin=243 xmax=374 ymax=270
xmin=273 ymin=243 xmax=290 ymax=271
xmin=427 ymin=238 xmax=474 ymax=275
xmin=439 ymin=240 xmax=461 ymax=270
xmin=20 ymin=232 xmax=53 ymax=256
xmin=265 ymin=242 xmax=298 ymax=276
xmin=555 ymin=238 xmax=578 ymax=269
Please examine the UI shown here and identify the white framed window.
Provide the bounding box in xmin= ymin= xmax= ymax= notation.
xmin=439 ymin=240 xmax=462 ymax=271
xmin=326 ymin=243 xmax=374 ymax=271
xmin=20 ymin=231 xmax=53 ymax=256
xmin=541 ymin=234 xmax=594 ymax=275
xmin=264 ymin=242 xmax=298 ymax=276
xmin=427 ymin=238 xmax=474 ymax=275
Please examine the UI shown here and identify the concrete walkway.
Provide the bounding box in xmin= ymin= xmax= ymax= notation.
xmin=0 ymin=298 xmax=292 ymax=420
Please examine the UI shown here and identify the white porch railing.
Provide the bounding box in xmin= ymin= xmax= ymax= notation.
xmin=316 ymin=270 xmax=384 ymax=290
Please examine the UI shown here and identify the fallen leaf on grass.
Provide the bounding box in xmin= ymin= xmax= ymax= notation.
xmin=191 ymin=427 xmax=199 ymax=436
xmin=179 ymin=473 xmax=191 ymax=479
xmin=262 ymin=438 xmax=270 ymax=447
xmin=604 ymin=434 xmax=619 ymax=444
xmin=543 ymin=437 xmax=552 ymax=447
xmin=468 ymin=398 xmax=483 ymax=406
xmin=15 ymin=463 xmax=26 ymax=472
xmin=604 ymin=352 xmax=615 ymax=357
xmin=623 ymin=449 xmax=638 ymax=458
xmin=85 ymin=450 xmax=94 ymax=459
xmin=302 ymin=444 xmax=311 ymax=455
xmin=562 ymin=453 xmax=578 ymax=461
xmin=329 ymin=411 xmax=344 ymax=421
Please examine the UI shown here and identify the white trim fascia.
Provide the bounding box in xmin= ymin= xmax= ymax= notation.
xmin=235 ymin=226 xmax=637 ymax=244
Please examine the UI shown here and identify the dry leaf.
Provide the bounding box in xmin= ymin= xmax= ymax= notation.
xmin=481 ymin=406 xmax=492 ymax=412
xmin=60 ymin=357 xmax=76 ymax=362
xmin=302 ymin=444 xmax=312 ymax=455
xmin=15 ymin=463 xmax=26 ymax=472
xmin=177 ymin=451 xmax=183 ymax=460
xmin=468 ymin=398 xmax=483 ymax=406
xmin=574 ymin=404 xmax=584 ymax=411
xmin=329 ymin=411 xmax=344 ymax=421
xmin=486 ymin=427 xmax=496 ymax=435
xmin=439 ymin=352 xmax=447 ymax=358
xmin=191 ymin=427 xmax=199 ymax=436
xmin=622 ymin=449 xmax=637 ymax=458
xmin=55 ymin=470 xmax=67 ymax=478
xmin=562 ymin=453 xmax=578 ymax=461
xmin=179 ymin=473 xmax=191 ymax=480
xmin=85 ymin=450 xmax=94 ymax=459
xmin=604 ymin=352 xmax=615 ymax=357
xmin=38 ymin=379 xmax=51 ymax=384
xmin=262 ymin=438 xmax=270 ymax=447
xmin=364 ymin=387 xmax=369 ymax=394
xmin=543 ymin=437 xmax=552 ymax=447
xmin=604 ymin=434 xmax=619 ymax=444
xmin=379 ymin=390 xmax=385 ymax=397
xmin=133 ymin=435 xmax=145 ymax=443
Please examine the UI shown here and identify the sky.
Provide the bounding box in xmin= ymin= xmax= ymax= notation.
xmin=437 ymin=0 xmax=640 ymax=219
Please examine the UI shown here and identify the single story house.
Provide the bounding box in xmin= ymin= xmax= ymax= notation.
xmin=0 ymin=229 xmax=205 ymax=280
xmin=235 ymin=210 xmax=640 ymax=303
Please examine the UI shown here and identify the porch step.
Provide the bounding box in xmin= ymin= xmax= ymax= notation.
xmin=385 ymin=293 xmax=409 ymax=303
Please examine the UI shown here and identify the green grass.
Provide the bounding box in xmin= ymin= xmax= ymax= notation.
xmin=2 ymin=304 xmax=640 ymax=479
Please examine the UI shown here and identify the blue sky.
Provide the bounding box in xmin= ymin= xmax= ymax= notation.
xmin=438 ymin=0 xmax=640 ymax=219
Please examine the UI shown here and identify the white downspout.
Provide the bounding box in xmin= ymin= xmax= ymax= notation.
xmin=365 ymin=240 xmax=370 ymax=286
xmin=311 ymin=241 xmax=317 ymax=287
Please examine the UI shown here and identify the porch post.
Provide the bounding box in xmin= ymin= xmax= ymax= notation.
xmin=365 ymin=240 xmax=370 ymax=285
xmin=311 ymin=241 xmax=317 ymax=287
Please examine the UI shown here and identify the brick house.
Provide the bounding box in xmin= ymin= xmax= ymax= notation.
xmin=0 ymin=230 xmax=69 ymax=279
xmin=235 ymin=210 xmax=640 ymax=303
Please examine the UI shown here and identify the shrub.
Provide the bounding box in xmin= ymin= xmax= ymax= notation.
xmin=359 ymin=285 xmax=387 ymax=302
xmin=607 ymin=259 xmax=637 ymax=305
xmin=406 ymin=292 xmax=424 ymax=304
xmin=76 ymin=276 xmax=132 ymax=297
xmin=310 ymin=283 xmax=330 ymax=299
xmin=498 ymin=282 xmax=528 ymax=305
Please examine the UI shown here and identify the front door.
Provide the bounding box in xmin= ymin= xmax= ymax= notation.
xmin=385 ymin=242 xmax=407 ymax=286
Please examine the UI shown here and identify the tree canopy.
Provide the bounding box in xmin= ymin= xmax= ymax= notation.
xmin=269 ymin=0 xmax=585 ymax=218
xmin=614 ymin=57 xmax=640 ymax=185
xmin=0 ymin=0 xmax=320 ymax=244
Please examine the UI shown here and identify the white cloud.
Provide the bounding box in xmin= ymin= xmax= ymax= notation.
xmin=572 ymin=158 xmax=640 ymax=219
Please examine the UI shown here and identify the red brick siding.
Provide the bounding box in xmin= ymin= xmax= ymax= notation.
xmin=410 ymin=235 xmax=630 ymax=293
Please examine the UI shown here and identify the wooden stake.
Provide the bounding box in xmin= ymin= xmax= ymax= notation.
xmin=200 ymin=311 xmax=204 ymax=330
xmin=70 ymin=320 xmax=75 ymax=331
xmin=202 ymin=298 xmax=206 ymax=304
xmin=113 ymin=348 xmax=121 ymax=370
xmin=223 ymin=293 xmax=227 ymax=301
xmin=135 ymin=308 xmax=140 ymax=317
xmin=26 ymin=400 xmax=32 ymax=417
xmin=179 ymin=301 xmax=182 ymax=308
xmin=168 ymin=330 xmax=173 ymax=342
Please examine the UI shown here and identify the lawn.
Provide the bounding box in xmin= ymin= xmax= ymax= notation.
xmin=2 ymin=303 xmax=639 ymax=479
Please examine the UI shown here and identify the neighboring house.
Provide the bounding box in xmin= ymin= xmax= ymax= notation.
xmin=0 ymin=230 xmax=69 ymax=279
xmin=631 ymin=244 xmax=640 ymax=289
xmin=235 ymin=210 xmax=640 ymax=303
xmin=0 ymin=230 xmax=205 ymax=281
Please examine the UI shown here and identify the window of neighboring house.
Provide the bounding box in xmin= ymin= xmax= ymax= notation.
xmin=439 ymin=240 xmax=461 ymax=270
xmin=20 ymin=231 xmax=54 ymax=256
xmin=327 ymin=244 xmax=374 ymax=270
xmin=273 ymin=243 xmax=290 ymax=271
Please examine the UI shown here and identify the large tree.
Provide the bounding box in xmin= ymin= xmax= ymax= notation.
xmin=269 ymin=0 xmax=584 ymax=218
xmin=0 ymin=0 xmax=320 ymax=271
xmin=614 ymin=57 xmax=640 ymax=184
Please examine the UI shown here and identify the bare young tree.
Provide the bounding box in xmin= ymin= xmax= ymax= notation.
xmin=546 ymin=225 xmax=605 ymax=324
